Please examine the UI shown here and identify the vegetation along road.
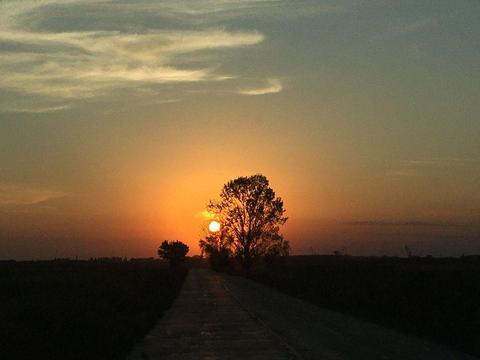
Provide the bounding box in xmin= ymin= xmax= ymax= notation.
xmin=128 ymin=268 xmax=477 ymax=360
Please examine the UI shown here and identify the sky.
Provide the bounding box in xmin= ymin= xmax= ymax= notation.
xmin=0 ymin=0 xmax=479 ymax=259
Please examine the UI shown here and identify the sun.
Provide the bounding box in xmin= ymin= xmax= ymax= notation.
xmin=208 ymin=220 xmax=221 ymax=233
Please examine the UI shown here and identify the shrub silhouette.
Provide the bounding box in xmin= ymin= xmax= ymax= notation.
xmin=158 ymin=240 xmax=189 ymax=268
xmin=201 ymin=243 xmax=231 ymax=272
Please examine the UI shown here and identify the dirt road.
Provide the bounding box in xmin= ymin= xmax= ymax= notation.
xmin=128 ymin=269 xmax=477 ymax=360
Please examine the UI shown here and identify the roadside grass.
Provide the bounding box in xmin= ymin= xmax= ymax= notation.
xmin=0 ymin=259 xmax=187 ymax=360
xmin=247 ymin=255 xmax=480 ymax=357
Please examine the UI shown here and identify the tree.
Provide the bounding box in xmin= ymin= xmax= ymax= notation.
xmin=199 ymin=174 xmax=289 ymax=271
xmin=199 ymin=236 xmax=232 ymax=271
xmin=158 ymin=240 xmax=189 ymax=268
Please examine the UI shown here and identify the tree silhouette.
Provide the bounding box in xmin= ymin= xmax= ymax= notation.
xmin=158 ymin=240 xmax=189 ymax=268
xmin=200 ymin=174 xmax=289 ymax=271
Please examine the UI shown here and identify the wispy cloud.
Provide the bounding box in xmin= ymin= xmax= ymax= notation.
xmin=112 ymin=1 xmax=348 ymax=20
xmin=0 ymin=29 xmax=264 ymax=98
xmin=373 ymin=14 xmax=444 ymax=41
xmin=0 ymin=183 xmax=69 ymax=207
xmin=1 ymin=104 xmax=71 ymax=113
xmin=373 ymin=13 xmax=445 ymax=57
xmin=396 ymin=16 xmax=440 ymax=35
xmin=387 ymin=157 xmax=479 ymax=178
xmin=195 ymin=210 xmax=216 ymax=219
xmin=239 ymin=78 xmax=283 ymax=96
xmin=345 ymin=220 xmax=469 ymax=228
xmin=400 ymin=158 xmax=479 ymax=167
xmin=0 ymin=0 xmax=269 ymax=111
xmin=0 ymin=0 xmax=350 ymax=112
xmin=385 ymin=169 xmax=420 ymax=178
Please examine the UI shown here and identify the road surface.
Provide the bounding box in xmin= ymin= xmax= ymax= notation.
xmin=128 ymin=269 xmax=477 ymax=360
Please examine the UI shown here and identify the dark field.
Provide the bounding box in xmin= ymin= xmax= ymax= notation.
xmin=248 ymin=255 xmax=480 ymax=357
xmin=0 ymin=259 xmax=187 ymax=360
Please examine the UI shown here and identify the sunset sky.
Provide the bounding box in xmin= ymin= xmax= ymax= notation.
xmin=1 ymin=0 xmax=479 ymax=259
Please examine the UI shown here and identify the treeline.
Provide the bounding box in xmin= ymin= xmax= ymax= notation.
xmin=247 ymin=255 xmax=480 ymax=357
xmin=0 ymin=259 xmax=187 ymax=359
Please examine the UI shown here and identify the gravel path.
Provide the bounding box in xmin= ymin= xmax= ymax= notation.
xmin=128 ymin=269 xmax=477 ymax=360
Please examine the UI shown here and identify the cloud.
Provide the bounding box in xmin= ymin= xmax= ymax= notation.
xmin=0 ymin=0 xmax=348 ymax=111
xmin=387 ymin=157 xmax=479 ymax=178
xmin=0 ymin=183 xmax=69 ymax=207
xmin=385 ymin=169 xmax=419 ymax=178
xmin=373 ymin=14 xmax=445 ymax=46
xmin=0 ymin=0 xmax=268 ymax=111
xmin=195 ymin=210 xmax=216 ymax=220
xmin=344 ymin=220 xmax=468 ymax=228
xmin=0 ymin=29 xmax=264 ymax=99
xmin=396 ymin=17 xmax=440 ymax=35
xmin=1 ymin=104 xmax=71 ymax=113
xmin=109 ymin=1 xmax=348 ymax=21
xmin=239 ymin=78 xmax=283 ymax=96
xmin=400 ymin=158 xmax=479 ymax=167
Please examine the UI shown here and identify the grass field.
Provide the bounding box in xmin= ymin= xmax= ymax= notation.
xmin=248 ymin=255 xmax=480 ymax=357
xmin=0 ymin=259 xmax=187 ymax=360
